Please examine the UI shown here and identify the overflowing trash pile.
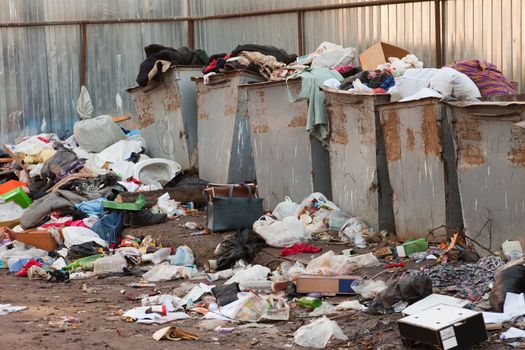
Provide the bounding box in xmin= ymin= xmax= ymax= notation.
xmin=1 ymin=39 xmax=524 ymax=349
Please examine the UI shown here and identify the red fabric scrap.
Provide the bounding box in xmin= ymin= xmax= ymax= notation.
xmin=279 ymin=243 xmax=322 ymax=257
xmin=15 ymin=260 xmax=42 ymax=277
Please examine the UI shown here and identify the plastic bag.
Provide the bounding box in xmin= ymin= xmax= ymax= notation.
xmin=216 ymin=229 xmax=267 ymax=271
xmin=305 ymin=251 xmax=379 ymax=275
xmin=309 ymin=301 xmax=336 ymax=317
xmin=335 ymin=300 xmax=367 ymax=312
xmin=76 ymin=86 xmax=93 ymax=120
xmin=143 ymin=262 xmax=194 ymax=282
xmin=74 ymin=115 xmax=126 ymax=153
xmin=0 ymin=201 xmax=24 ymax=222
xmin=253 ymin=216 xmax=305 ymax=248
xmin=225 ymin=265 xmax=271 ymax=285
xmin=296 ymin=193 xmax=340 ymax=234
xmin=490 ymin=265 xmax=525 ymax=312
xmin=388 ymin=68 xmax=439 ymax=101
xmin=272 ymin=196 xmax=299 ymax=220
xmin=309 ymin=42 xmax=357 ymax=69
xmin=12 ymin=134 xmax=54 ymax=156
xmin=170 ymin=245 xmax=194 ymax=266
xmin=62 ymin=227 xmax=108 ymax=249
xmin=339 ymin=217 xmax=369 ymax=247
xmin=350 ymin=279 xmax=388 ymax=299
xmin=429 ymin=67 xmax=481 ymax=100
xmin=156 ymin=193 xmax=180 ymax=218
xmin=294 ymin=316 xmax=348 ymax=348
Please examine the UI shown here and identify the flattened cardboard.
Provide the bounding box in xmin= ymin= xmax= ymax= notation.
xmin=359 ymin=42 xmax=410 ymax=71
xmin=295 ymin=275 xmax=361 ymax=296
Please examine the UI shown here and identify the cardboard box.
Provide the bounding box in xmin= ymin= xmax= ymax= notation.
xmin=398 ymin=304 xmax=487 ymax=349
xmin=15 ymin=230 xmax=58 ymax=252
xmin=295 ymin=275 xmax=360 ymax=296
xmin=359 ymin=42 xmax=410 ymax=71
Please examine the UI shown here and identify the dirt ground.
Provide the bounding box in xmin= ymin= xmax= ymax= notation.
xmin=0 ymin=218 xmax=516 ymax=350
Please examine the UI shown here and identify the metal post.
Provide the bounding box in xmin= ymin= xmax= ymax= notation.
xmin=434 ymin=0 xmax=443 ymax=67
xmin=80 ymin=23 xmax=87 ymax=88
xmin=297 ymin=11 xmax=305 ymax=56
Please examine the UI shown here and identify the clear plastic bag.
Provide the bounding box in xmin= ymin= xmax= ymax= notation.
xmin=294 ymin=316 xmax=348 ymax=348
xmin=272 ymin=196 xmax=299 ymax=220
xmin=350 ymin=279 xmax=388 ymax=299
xmin=253 ymin=215 xmax=306 ymax=248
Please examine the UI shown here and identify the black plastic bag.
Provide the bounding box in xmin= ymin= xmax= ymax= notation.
xmin=368 ymin=273 xmax=432 ymax=315
xmin=67 ymin=242 xmax=106 ymax=260
xmin=212 ymin=283 xmax=240 ymax=306
xmin=216 ymin=229 xmax=267 ymax=271
xmin=489 ymin=264 xmax=525 ymax=312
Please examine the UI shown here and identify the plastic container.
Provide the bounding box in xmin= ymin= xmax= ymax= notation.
xmin=66 ymin=254 xmax=104 ymax=271
xmin=0 ymin=187 xmax=32 ymax=208
xmin=397 ymin=238 xmax=429 ymax=258
xmin=93 ymin=255 xmax=127 ymax=274
xmin=297 ymin=297 xmax=322 ymax=309
xmin=0 ymin=180 xmax=27 ymax=196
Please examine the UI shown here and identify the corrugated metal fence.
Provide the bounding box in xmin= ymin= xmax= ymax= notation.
xmin=1 ymin=0 xmax=524 ymax=144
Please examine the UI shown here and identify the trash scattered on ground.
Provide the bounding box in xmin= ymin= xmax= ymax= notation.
xmin=152 ymin=326 xmax=199 ymax=341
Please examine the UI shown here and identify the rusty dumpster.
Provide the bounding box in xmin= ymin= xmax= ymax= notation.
xmin=377 ymin=98 xmax=463 ymax=242
xmin=445 ymin=97 xmax=525 ymax=252
xmin=241 ymin=79 xmax=332 ymax=210
xmin=193 ymin=71 xmax=264 ymax=183
xmin=127 ymin=66 xmax=202 ymax=170
xmin=323 ymin=89 xmax=394 ymax=232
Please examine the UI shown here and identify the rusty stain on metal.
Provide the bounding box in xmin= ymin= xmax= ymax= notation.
xmin=421 ymin=105 xmax=441 ymax=156
xmin=327 ymin=102 xmax=348 ymax=145
xmin=406 ymin=127 xmax=415 ymax=151
xmin=508 ymin=126 xmax=525 ymax=166
xmin=163 ymin=93 xmax=181 ymax=113
xmin=287 ymin=115 xmax=307 ymax=128
xmin=198 ymin=111 xmax=209 ymax=120
xmin=455 ymin=119 xmax=482 ymax=141
xmin=383 ymin=110 xmax=401 ymax=161
xmin=460 ymin=143 xmax=485 ymax=167
xmin=252 ymin=123 xmax=270 ymax=134
xmin=135 ymin=95 xmax=155 ymax=128
xmin=357 ymin=105 xmax=375 ymax=144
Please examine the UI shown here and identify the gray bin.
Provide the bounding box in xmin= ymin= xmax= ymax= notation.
xmin=445 ymin=98 xmax=525 ymax=252
xmin=127 ymin=66 xmax=202 ymax=170
xmin=241 ymin=79 xmax=332 ymax=210
xmin=323 ymin=89 xmax=394 ymax=232
xmin=377 ymin=98 xmax=462 ymax=242
xmin=193 ymin=71 xmax=264 ymax=183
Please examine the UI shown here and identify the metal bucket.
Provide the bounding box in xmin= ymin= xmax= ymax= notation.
xmin=241 ymin=79 xmax=332 ymax=210
xmin=127 ymin=66 xmax=202 ymax=170
xmin=323 ymin=89 xmax=394 ymax=232
xmin=445 ymin=97 xmax=525 ymax=252
xmin=193 ymin=70 xmax=264 ymax=183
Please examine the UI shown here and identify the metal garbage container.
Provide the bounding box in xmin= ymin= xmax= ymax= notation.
xmin=241 ymin=79 xmax=332 ymax=210
xmin=193 ymin=71 xmax=264 ymax=184
xmin=377 ymin=98 xmax=463 ymax=241
xmin=445 ymin=97 xmax=525 ymax=252
xmin=323 ymin=89 xmax=394 ymax=232
xmin=127 ymin=66 xmax=202 ymax=170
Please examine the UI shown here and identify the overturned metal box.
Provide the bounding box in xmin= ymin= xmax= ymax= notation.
xmin=323 ymin=89 xmax=393 ymax=232
xmin=127 ymin=66 xmax=201 ymax=170
xmin=193 ymin=71 xmax=264 ymax=183
xmin=377 ymin=98 xmax=462 ymax=242
xmin=445 ymin=97 xmax=525 ymax=252
xmin=241 ymin=79 xmax=332 ymax=210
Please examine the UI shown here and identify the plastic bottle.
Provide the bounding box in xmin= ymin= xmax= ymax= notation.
xmin=143 ymin=247 xmax=171 ymax=265
xmin=66 ymin=254 xmax=104 ymax=271
xmin=297 ymin=297 xmax=322 ymax=309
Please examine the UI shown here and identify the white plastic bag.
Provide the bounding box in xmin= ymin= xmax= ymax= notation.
xmin=294 ymin=316 xmax=348 ymax=348
xmin=339 ymin=217 xmax=369 ymax=246
xmin=311 ymin=44 xmax=357 ymax=69
xmin=388 ymin=68 xmax=439 ymax=101
xmin=156 ymin=193 xmax=180 ymax=217
xmin=309 ymin=301 xmax=337 ymax=317
xmin=143 ymin=262 xmax=194 ymax=282
xmin=62 ymin=227 xmax=108 ymax=248
xmin=350 ymin=279 xmax=388 ymax=299
xmin=225 ymin=265 xmax=270 ymax=285
xmin=429 ymin=67 xmax=481 ymax=100
xmin=272 ymin=196 xmax=299 ymax=220
xmin=0 ymin=201 xmax=24 ymax=222
xmin=76 ymin=86 xmax=93 ymax=120
xmin=253 ymin=216 xmax=305 ymax=247
xmin=170 ymin=245 xmax=194 ymax=266
xmin=74 ymin=115 xmax=126 ymax=153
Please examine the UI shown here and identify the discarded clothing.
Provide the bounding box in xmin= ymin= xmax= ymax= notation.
xmin=280 ymin=243 xmax=322 ymax=257
xmin=447 ymin=59 xmax=518 ymax=96
xmin=41 ymin=144 xmax=82 ymax=186
xmin=237 ymin=51 xmax=285 ymax=80
xmin=230 ymin=44 xmax=297 ymax=65
xmin=287 ymin=68 xmax=343 ymax=143
xmin=20 ymin=190 xmax=88 ymax=229
xmin=76 ymin=198 xmax=106 ymax=217
xmin=136 ymin=45 xmax=208 ymax=86
xmin=60 ymin=174 xmax=121 ymax=198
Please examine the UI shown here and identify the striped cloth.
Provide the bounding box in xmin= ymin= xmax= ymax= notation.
xmin=447 ymin=59 xmax=518 ymax=96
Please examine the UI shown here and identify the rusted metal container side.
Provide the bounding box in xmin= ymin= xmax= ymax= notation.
xmin=323 ymin=89 xmax=394 ymax=232
xmin=446 ymin=98 xmax=525 ymax=253
xmin=241 ymin=79 xmax=332 ymax=210
xmin=127 ymin=66 xmax=202 ymax=170
xmin=377 ymin=98 xmax=452 ymax=242
xmin=193 ymin=70 xmax=264 ymax=184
